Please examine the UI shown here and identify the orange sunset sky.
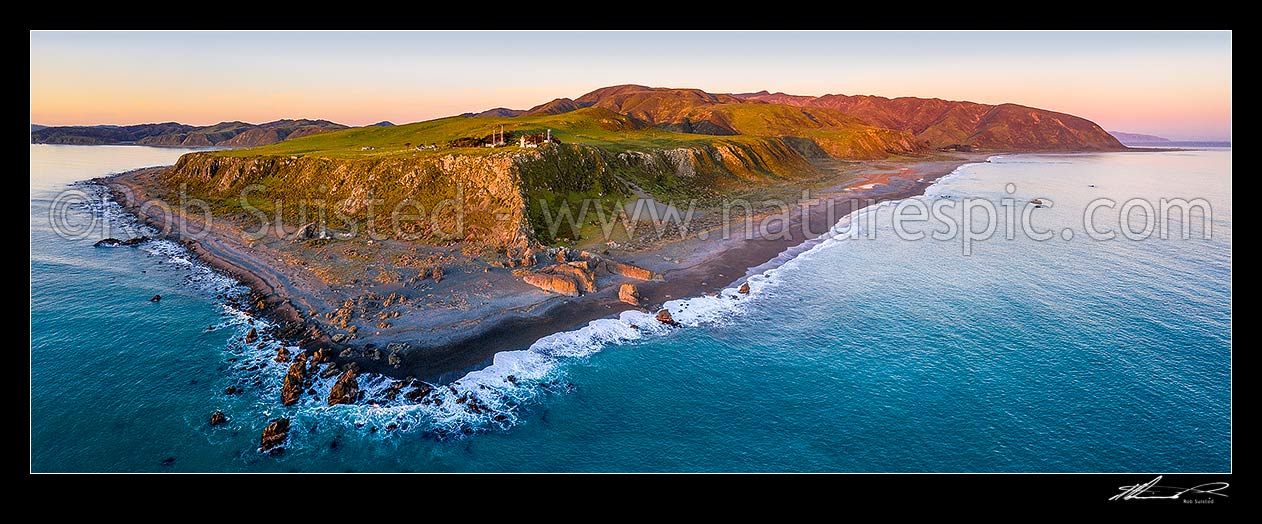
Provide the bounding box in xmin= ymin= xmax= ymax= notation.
xmin=30 ymin=31 xmax=1231 ymax=140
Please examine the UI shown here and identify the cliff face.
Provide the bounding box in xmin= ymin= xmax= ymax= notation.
xmin=163 ymin=139 xmax=818 ymax=247
xmin=165 ymin=151 xmax=534 ymax=249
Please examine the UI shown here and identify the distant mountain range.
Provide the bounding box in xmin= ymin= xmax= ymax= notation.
xmin=1108 ymin=131 xmax=1171 ymax=145
xmin=30 ymin=119 xmax=347 ymax=147
xmin=462 ymin=84 xmax=1124 ymax=154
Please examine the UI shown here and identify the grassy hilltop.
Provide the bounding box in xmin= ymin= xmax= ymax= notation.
xmin=161 ymin=84 xmax=1123 ymax=248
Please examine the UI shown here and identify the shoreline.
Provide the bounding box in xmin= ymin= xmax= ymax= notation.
xmin=100 ymin=152 xmax=989 ymax=384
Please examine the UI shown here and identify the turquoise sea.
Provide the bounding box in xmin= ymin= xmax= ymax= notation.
xmin=30 ymin=144 xmax=1231 ymax=472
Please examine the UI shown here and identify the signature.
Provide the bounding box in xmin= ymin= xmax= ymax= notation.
xmin=1110 ymin=476 xmax=1229 ymax=501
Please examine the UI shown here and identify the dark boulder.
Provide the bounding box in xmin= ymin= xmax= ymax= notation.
xmin=209 ymin=410 xmax=227 ymax=426
xmin=94 ymin=236 xmax=150 ymax=247
xmin=150 ymin=294 xmax=162 ymax=302
xmin=618 ymin=284 xmax=642 ymax=306
xmin=656 ymin=309 xmax=680 ymax=327
xmin=259 ymin=418 xmax=290 ymax=454
xmin=244 ymin=327 xmax=258 ymax=344
xmin=281 ymin=352 xmax=309 ymax=406
xmin=328 ymin=368 xmax=359 ymax=406
xmin=311 ymin=347 xmax=333 ymax=364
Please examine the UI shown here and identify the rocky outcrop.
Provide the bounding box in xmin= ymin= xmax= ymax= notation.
xmin=405 ymin=382 xmax=433 ymax=403
xmin=244 ymin=327 xmax=258 ymax=344
xmin=274 ymin=346 xmax=291 ymax=362
xmin=292 ymin=222 xmax=320 ymax=242
xmin=552 ymin=263 xmax=596 ymax=293
xmin=619 ymin=284 xmax=642 ymax=306
xmin=522 ymin=272 xmax=579 ymax=296
xmin=259 ymin=418 xmax=290 ymax=454
xmin=328 ymin=368 xmax=359 ymax=406
xmin=738 ymin=282 xmax=750 ymax=294
xmin=280 ymin=352 xmax=308 ymax=406
xmin=209 ymin=410 xmax=227 ymax=426
xmin=94 ymin=236 xmax=150 ymax=247
xmin=607 ymin=261 xmax=657 ymax=281
xmin=656 ymin=309 xmax=680 ymax=326
xmin=520 ymin=259 xmax=600 ymax=296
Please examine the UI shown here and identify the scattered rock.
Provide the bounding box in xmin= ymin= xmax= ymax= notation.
xmin=224 ymin=385 xmax=240 ymax=395
xmin=506 ymin=375 xmax=517 ymax=384
xmin=618 ymin=283 xmax=642 ymax=306
xmin=209 ymin=410 xmax=227 ymax=426
xmin=311 ymin=347 xmax=333 ymax=364
xmin=330 ymin=333 xmax=346 ymax=343
xmin=656 ymin=309 xmax=680 ymax=327
xmin=244 ymin=327 xmax=258 ymax=344
xmin=432 ymin=266 xmax=444 ymax=283
xmin=405 ymin=383 xmax=433 ymax=402
xmin=738 ymin=282 xmax=751 ymax=294
xmin=281 ymin=352 xmax=309 ymax=406
xmin=274 ymin=347 xmax=291 ymax=362
xmin=149 ymin=294 xmax=162 ymax=302
xmin=366 ymin=348 xmax=382 ymax=361
xmin=386 ymin=342 xmax=408 ymax=353
xmin=259 ymin=418 xmax=290 ymax=454
xmin=387 ymin=352 xmax=401 ymax=367
xmin=328 ymin=368 xmax=360 ymax=406
xmin=338 ymin=348 xmax=355 ymax=358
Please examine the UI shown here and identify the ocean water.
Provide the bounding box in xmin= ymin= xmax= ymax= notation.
xmin=30 ymin=144 xmax=1231 ymax=472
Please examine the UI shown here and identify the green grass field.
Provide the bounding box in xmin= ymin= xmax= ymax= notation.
xmin=213 ymin=107 xmax=776 ymax=159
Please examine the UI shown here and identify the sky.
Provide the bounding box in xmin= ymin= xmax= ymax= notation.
xmin=30 ymin=31 xmax=1231 ymax=140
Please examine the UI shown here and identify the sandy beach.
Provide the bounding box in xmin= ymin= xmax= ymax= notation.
xmin=103 ymin=153 xmax=987 ymax=383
